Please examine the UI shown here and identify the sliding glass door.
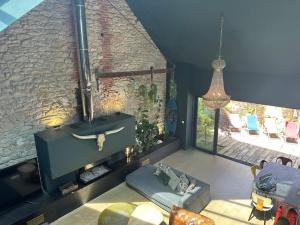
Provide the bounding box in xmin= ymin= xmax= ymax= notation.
xmin=195 ymin=98 xmax=218 ymax=153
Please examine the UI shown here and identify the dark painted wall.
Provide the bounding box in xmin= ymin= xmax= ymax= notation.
xmin=175 ymin=63 xmax=195 ymax=149
xmin=126 ymin=0 xmax=300 ymax=80
xmin=191 ymin=66 xmax=300 ymax=109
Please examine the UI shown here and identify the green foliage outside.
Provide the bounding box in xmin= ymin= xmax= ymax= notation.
xmin=196 ymin=98 xmax=215 ymax=150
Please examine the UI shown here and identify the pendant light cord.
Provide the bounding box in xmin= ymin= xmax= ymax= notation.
xmin=218 ymin=14 xmax=224 ymax=59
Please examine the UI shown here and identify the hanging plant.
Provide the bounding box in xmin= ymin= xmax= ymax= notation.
xmin=138 ymin=84 xmax=147 ymax=98
xmin=169 ymin=78 xmax=177 ymax=99
xmin=134 ymin=77 xmax=163 ymax=152
xmin=137 ymin=84 xmax=148 ymax=105
xmin=128 ymin=78 xmax=137 ymax=93
xmin=148 ymin=83 xmax=158 ymax=106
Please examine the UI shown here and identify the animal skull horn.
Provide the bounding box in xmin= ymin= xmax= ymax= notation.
xmin=97 ymin=134 xmax=105 ymax=151
xmin=72 ymin=127 xmax=125 ymax=151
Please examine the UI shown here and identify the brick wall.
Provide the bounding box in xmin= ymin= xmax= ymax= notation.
xmin=0 ymin=0 xmax=166 ymax=169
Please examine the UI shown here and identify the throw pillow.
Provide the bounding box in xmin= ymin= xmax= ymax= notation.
xmin=153 ymin=166 xmax=161 ymax=176
xmin=167 ymin=168 xmax=180 ymax=191
xmin=186 ymin=179 xmax=197 ymax=193
xmin=157 ymin=170 xmax=171 ymax=185
xmin=177 ymin=174 xmax=190 ymax=194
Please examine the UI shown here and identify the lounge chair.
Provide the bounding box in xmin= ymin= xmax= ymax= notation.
xmin=228 ymin=113 xmax=242 ymax=132
xmin=285 ymin=121 xmax=299 ymax=143
xmin=247 ymin=115 xmax=259 ymax=135
xmin=264 ymin=117 xmax=280 ymax=138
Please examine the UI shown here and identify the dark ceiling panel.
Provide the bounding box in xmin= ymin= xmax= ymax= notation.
xmin=126 ymin=0 xmax=300 ymax=77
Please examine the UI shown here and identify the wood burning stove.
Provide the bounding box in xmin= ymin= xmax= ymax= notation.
xmin=34 ymin=113 xmax=135 ymax=194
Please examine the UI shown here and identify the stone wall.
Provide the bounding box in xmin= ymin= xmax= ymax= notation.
xmin=0 ymin=0 xmax=166 ymax=169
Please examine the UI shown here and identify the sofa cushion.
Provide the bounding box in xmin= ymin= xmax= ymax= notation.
xmin=157 ymin=170 xmax=171 ymax=185
xmin=168 ymin=168 xmax=180 ymax=191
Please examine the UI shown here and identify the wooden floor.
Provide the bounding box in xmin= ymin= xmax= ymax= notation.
xmin=218 ymin=130 xmax=300 ymax=167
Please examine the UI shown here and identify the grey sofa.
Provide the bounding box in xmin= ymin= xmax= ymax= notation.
xmin=126 ymin=164 xmax=210 ymax=213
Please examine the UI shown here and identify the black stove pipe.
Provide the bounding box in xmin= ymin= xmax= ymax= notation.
xmin=73 ymin=0 xmax=94 ymax=123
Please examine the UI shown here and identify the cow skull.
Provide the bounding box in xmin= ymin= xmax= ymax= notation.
xmin=97 ymin=134 xmax=105 ymax=151
xmin=72 ymin=127 xmax=125 ymax=151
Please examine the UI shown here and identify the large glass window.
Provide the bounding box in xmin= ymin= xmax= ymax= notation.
xmin=217 ymin=100 xmax=300 ymax=166
xmin=196 ymin=98 xmax=300 ymax=167
xmin=196 ymin=98 xmax=216 ymax=152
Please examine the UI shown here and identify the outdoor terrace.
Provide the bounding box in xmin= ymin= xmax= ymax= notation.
xmin=218 ymin=130 xmax=300 ymax=168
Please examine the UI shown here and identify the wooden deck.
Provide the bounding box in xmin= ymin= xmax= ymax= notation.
xmin=218 ymin=130 xmax=300 ymax=167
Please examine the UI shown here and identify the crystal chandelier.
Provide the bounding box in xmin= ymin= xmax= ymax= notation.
xmin=203 ymin=15 xmax=230 ymax=109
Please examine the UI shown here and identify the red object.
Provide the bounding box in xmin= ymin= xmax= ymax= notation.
xmin=287 ymin=208 xmax=298 ymax=225
xmin=274 ymin=207 xmax=283 ymax=225
xmin=273 ymin=205 xmax=298 ymax=225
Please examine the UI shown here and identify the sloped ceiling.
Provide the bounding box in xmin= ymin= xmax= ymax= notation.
xmin=126 ymin=0 xmax=300 ymax=78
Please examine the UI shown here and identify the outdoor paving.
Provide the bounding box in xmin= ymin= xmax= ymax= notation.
xmin=218 ymin=130 xmax=300 ymax=167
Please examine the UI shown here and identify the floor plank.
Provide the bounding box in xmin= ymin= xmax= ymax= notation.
xmin=218 ymin=131 xmax=300 ymax=167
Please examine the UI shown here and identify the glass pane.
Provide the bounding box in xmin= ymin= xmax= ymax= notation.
xmin=218 ymin=100 xmax=300 ymax=166
xmin=196 ymin=98 xmax=215 ymax=151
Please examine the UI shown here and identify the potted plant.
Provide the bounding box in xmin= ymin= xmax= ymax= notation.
xmin=133 ymin=82 xmax=162 ymax=153
xmin=136 ymin=112 xmax=159 ymax=152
